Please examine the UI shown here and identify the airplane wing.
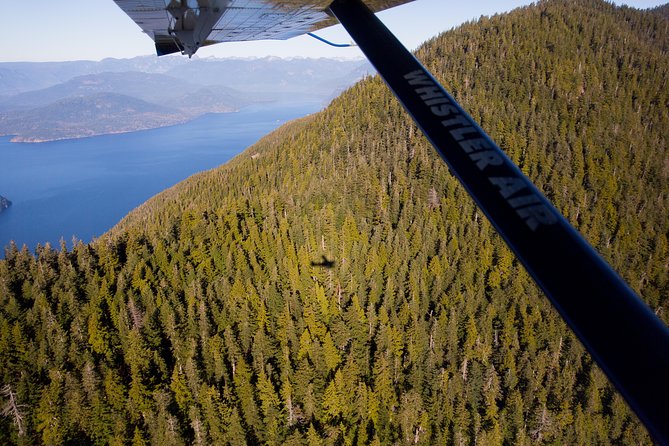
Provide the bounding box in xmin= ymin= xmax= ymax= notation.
xmin=112 ymin=0 xmax=415 ymax=57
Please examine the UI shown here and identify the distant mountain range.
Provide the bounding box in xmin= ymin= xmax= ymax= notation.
xmin=0 ymin=57 xmax=371 ymax=142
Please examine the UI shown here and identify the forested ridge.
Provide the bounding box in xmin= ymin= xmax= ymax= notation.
xmin=651 ymin=3 xmax=669 ymax=18
xmin=1 ymin=0 xmax=668 ymax=444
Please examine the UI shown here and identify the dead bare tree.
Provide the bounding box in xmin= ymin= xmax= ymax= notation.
xmin=1 ymin=384 xmax=25 ymax=436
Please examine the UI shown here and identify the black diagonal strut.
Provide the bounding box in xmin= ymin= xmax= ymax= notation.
xmin=328 ymin=0 xmax=669 ymax=443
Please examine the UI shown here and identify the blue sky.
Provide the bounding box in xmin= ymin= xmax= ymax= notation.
xmin=2 ymin=0 xmax=666 ymax=62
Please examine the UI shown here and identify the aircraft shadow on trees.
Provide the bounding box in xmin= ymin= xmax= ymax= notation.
xmin=310 ymin=255 xmax=335 ymax=268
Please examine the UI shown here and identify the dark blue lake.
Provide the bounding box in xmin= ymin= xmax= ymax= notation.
xmin=0 ymin=100 xmax=322 ymax=255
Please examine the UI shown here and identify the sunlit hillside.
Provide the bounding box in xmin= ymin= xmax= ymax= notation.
xmin=1 ymin=0 xmax=667 ymax=444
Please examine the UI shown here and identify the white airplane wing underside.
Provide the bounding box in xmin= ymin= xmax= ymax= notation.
xmin=113 ymin=0 xmax=414 ymax=56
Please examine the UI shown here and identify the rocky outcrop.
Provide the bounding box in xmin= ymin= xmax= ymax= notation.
xmin=0 ymin=195 xmax=11 ymax=212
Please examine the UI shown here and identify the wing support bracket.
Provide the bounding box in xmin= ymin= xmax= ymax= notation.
xmin=328 ymin=0 xmax=669 ymax=443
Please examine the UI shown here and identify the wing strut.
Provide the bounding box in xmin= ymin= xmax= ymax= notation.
xmin=328 ymin=0 xmax=669 ymax=443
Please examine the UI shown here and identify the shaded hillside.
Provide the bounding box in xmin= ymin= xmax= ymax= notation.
xmin=1 ymin=0 xmax=667 ymax=444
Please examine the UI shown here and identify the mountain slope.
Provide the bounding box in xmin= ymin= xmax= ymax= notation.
xmin=0 ymin=0 xmax=667 ymax=444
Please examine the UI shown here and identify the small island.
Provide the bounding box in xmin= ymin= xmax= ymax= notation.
xmin=0 ymin=195 xmax=11 ymax=213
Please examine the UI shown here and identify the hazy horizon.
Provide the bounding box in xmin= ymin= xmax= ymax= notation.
xmin=3 ymin=0 xmax=666 ymax=63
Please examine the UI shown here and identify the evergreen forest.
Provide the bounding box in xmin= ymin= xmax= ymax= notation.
xmin=1 ymin=0 xmax=668 ymax=444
